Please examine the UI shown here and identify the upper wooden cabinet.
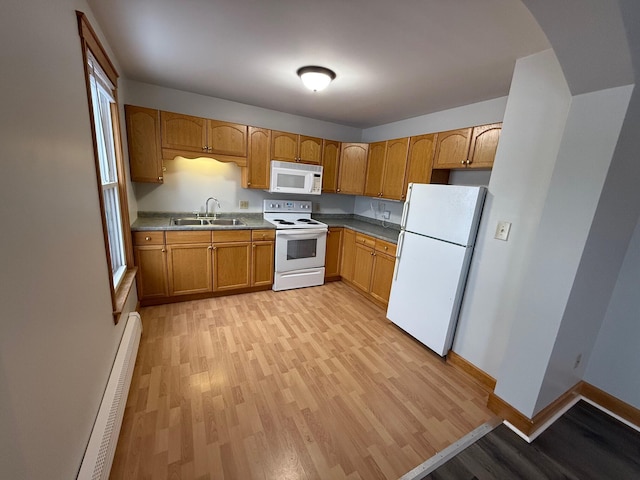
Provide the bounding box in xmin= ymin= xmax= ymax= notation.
xmin=124 ymin=105 xmax=164 ymax=183
xmin=337 ymin=143 xmax=369 ymax=195
xmin=403 ymin=134 xmax=449 ymax=197
xmin=243 ymin=127 xmax=271 ymax=189
xmin=433 ymin=123 xmax=501 ymax=169
xmin=321 ymin=140 xmax=341 ymax=193
xmin=160 ymin=111 xmax=247 ymax=162
xmin=271 ymin=131 xmax=322 ymax=164
xmin=364 ymin=142 xmax=386 ymax=198
xmin=364 ymin=138 xmax=409 ymax=200
xmin=382 ymin=137 xmax=409 ymax=200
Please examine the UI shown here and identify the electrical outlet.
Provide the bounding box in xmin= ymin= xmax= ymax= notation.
xmin=239 ymin=200 xmax=249 ymax=209
xmin=495 ymin=221 xmax=511 ymax=241
xmin=382 ymin=211 xmax=390 ymax=219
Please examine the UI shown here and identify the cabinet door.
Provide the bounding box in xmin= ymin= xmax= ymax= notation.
xmin=325 ymin=227 xmax=343 ymax=279
xmin=167 ymin=243 xmax=212 ymax=295
xmin=370 ymin=253 xmax=395 ymax=305
xmin=340 ymin=228 xmax=356 ymax=281
xmin=245 ymin=127 xmax=271 ymax=189
xmin=382 ymin=137 xmax=409 ymax=200
xmin=433 ymin=127 xmax=472 ymax=169
xmin=208 ymin=120 xmax=247 ymax=157
xmin=298 ymin=135 xmax=322 ymax=164
xmin=364 ymin=141 xmax=386 ymax=197
xmin=252 ymin=241 xmax=274 ymax=287
xmin=352 ymin=243 xmax=375 ymax=293
xmin=337 ymin=143 xmax=369 ymax=195
xmin=134 ymin=245 xmax=168 ymax=299
xmin=404 ymin=134 xmax=436 ymax=197
xmin=125 ymin=105 xmax=163 ymax=183
xmin=271 ymin=131 xmax=298 ymax=162
xmin=321 ymin=140 xmax=340 ymax=193
xmin=468 ymin=123 xmax=501 ymax=168
xmin=213 ymin=242 xmax=251 ymax=291
xmin=160 ymin=111 xmax=207 ymax=154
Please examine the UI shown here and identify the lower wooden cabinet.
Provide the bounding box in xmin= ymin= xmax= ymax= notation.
xmin=340 ymin=229 xmax=396 ymax=307
xmin=325 ymin=227 xmax=343 ymax=280
xmin=134 ymin=229 xmax=273 ymax=303
xmin=340 ymin=228 xmax=356 ymax=282
xmin=251 ymin=229 xmax=275 ymax=287
xmin=213 ymin=242 xmax=251 ymax=291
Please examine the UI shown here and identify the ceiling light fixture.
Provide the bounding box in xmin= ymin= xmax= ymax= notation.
xmin=297 ymin=66 xmax=336 ymax=92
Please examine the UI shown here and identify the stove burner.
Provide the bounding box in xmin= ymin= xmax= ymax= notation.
xmin=297 ymin=218 xmax=312 ymax=222
xmin=277 ymin=220 xmax=295 ymax=225
xmin=297 ymin=218 xmax=319 ymax=224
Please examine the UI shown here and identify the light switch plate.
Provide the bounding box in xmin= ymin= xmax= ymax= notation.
xmin=495 ymin=221 xmax=511 ymax=241
xmin=239 ymin=200 xmax=249 ymax=209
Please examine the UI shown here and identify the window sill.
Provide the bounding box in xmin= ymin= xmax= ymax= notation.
xmin=112 ymin=267 xmax=138 ymax=324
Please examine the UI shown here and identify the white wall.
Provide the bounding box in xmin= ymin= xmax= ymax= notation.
xmin=584 ymin=214 xmax=640 ymax=408
xmin=452 ymin=50 xmax=571 ymax=378
xmin=361 ymin=97 xmax=507 ymax=143
xmin=494 ymin=85 xmax=633 ymax=416
xmin=0 ymin=1 xmax=137 ymax=478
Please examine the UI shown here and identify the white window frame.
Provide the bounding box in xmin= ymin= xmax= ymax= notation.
xmin=89 ymin=55 xmax=127 ymax=289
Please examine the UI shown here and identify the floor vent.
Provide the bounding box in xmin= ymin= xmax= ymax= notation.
xmin=77 ymin=312 xmax=142 ymax=480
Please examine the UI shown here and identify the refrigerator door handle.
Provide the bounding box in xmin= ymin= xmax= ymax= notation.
xmin=400 ymin=184 xmax=413 ymax=229
xmin=393 ymin=231 xmax=405 ymax=281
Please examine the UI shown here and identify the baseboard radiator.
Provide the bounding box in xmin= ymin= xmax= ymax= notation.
xmin=77 ymin=312 xmax=142 ymax=480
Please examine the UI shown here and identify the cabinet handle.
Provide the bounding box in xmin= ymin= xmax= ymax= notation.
xmin=145 ymin=236 xmax=151 ymax=241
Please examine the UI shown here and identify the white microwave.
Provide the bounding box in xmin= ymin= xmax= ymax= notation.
xmin=268 ymin=160 xmax=323 ymax=195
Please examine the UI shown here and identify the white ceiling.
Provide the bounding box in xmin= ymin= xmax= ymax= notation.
xmin=88 ymin=0 xmax=550 ymax=128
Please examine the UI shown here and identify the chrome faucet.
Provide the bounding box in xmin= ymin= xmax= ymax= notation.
xmin=205 ymin=197 xmax=221 ymax=219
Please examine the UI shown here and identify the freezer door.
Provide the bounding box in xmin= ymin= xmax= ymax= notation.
xmin=387 ymin=231 xmax=472 ymax=356
xmin=404 ymin=184 xmax=486 ymax=246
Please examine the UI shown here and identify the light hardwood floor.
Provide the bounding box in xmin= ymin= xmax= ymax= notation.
xmin=111 ymin=282 xmax=494 ymax=479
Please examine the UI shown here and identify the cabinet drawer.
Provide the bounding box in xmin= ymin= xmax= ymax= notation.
xmin=212 ymin=229 xmax=251 ymax=243
xmin=375 ymin=239 xmax=397 ymax=257
xmin=355 ymin=234 xmax=375 ymax=248
xmin=166 ymin=230 xmax=212 ymax=244
xmin=251 ymin=229 xmax=275 ymax=241
xmin=133 ymin=231 xmax=165 ymax=246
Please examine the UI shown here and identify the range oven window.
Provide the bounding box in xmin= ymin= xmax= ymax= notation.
xmin=287 ymin=238 xmax=317 ymax=260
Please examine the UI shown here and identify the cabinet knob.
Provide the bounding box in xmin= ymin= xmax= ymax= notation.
xmin=461 ymin=160 xmax=465 ymax=165
xmin=208 ymin=147 xmax=213 ymax=153
xmin=161 ymin=248 xmax=166 ymax=253
xmin=384 ymin=246 xmax=388 ymax=251
xmin=208 ymin=246 xmax=213 ymax=250
xmin=158 ymin=176 xmax=163 ymax=181
xmin=202 ymin=146 xmax=207 ymax=152
xmin=253 ymin=244 xmax=256 ymax=248
xmin=145 ymin=236 xmax=151 ymax=241
xmin=337 ymin=188 xmax=341 ymax=192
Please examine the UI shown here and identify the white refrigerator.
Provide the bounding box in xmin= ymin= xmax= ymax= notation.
xmin=387 ymin=183 xmax=487 ymax=356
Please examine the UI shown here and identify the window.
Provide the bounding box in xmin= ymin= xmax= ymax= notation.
xmin=77 ymin=11 xmax=135 ymax=322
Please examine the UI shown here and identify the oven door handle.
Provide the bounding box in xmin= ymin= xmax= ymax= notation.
xmin=276 ymin=228 xmax=328 ymax=239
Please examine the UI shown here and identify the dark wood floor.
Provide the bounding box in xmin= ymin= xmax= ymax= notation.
xmin=424 ymin=400 xmax=640 ymax=479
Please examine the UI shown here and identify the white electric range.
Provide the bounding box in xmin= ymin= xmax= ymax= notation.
xmin=263 ymin=200 xmax=328 ymax=291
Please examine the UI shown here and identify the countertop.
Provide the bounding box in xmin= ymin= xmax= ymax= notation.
xmin=132 ymin=212 xmax=401 ymax=244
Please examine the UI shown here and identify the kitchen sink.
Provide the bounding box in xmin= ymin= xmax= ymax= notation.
xmin=170 ymin=217 xmax=245 ymax=226
xmin=207 ymin=218 xmax=245 ymax=225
